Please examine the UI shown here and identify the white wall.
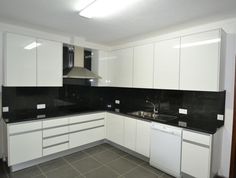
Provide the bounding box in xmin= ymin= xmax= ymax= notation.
xmin=0 ymin=31 xmax=3 ymax=159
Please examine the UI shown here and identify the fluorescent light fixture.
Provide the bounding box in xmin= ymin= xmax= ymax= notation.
xmin=75 ymin=0 xmax=96 ymax=11
xmin=173 ymin=38 xmax=221 ymax=49
xmin=24 ymin=42 xmax=41 ymax=50
xmin=79 ymin=0 xmax=139 ymax=18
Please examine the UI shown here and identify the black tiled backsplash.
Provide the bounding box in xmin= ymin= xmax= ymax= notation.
xmin=2 ymin=85 xmax=225 ymax=121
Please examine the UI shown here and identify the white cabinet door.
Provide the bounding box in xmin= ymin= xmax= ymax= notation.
xmin=37 ymin=39 xmax=62 ymax=86
xmin=154 ymin=38 xmax=180 ymax=89
xmin=106 ymin=113 xmax=124 ymax=146
xmin=133 ymin=44 xmax=154 ymax=88
xmin=4 ymin=33 xmax=37 ymax=86
xmin=8 ymin=121 xmax=42 ymax=166
xmin=108 ymin=48 xmax=133 ymax=87
xmin=180 ymin=30 xmax=222 ymax=91
xmin=124 ymin=117 xmax=136 ymax=151
xmin=136 ymin=120 xmax=151 ymax=157
xmin=181 ymin=141 xmax=210 ymax=178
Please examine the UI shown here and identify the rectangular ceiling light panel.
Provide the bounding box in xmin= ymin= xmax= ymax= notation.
xmin=79 ymin=0 xmax=140 ymax=18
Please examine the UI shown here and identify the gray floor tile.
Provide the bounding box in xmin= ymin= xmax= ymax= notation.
xmin=107 ymin=157 xmax=137 ymax=175
xmin=84 ymin=166 xmax=119 ymax=178
xmin=123 ymin=155 xmax=146 ymax=165
xmin=45 ymin=164 xmax=82 ymax=178
xmin=110 ymin=148 xmax=128 ymax=157
xmin=141 ymin=163 xmax=164 ymax=176
xmin=93 ymin=150 xmax=121 ymax=164
xmin=64 ymin=151 xmax=89 ymax=163
xmin=9 ymin=166 xmax=42 ymax=178
xmin=123 ymin=166 xmax=160 ymax=178
xmin=39 ymin=158 xmax=67 ymax=173
xmin=84 ymin=145 xmax=107 ymax=155
xmin=72 ymin=157 xmax=102 ymax=174
xmin=100 ymin=143 xmax=115 ymax=150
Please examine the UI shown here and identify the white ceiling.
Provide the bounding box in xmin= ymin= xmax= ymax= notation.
xmin=0 ymin=0 xmax=236 ymax=45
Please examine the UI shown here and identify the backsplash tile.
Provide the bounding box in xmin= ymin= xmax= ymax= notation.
xmin=2 ymin=85 xmax=225 ymax=121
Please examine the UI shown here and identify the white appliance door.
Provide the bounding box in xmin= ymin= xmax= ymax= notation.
xmin=150 ymin=128 xmax=182 ymax=177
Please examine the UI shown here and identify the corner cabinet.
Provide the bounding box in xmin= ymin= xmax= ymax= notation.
xmin=179 ymin=29 xmax=226 ymax=91
xmin=107 ymin=48 xmax=133 ymax=87
xmin=3 ymin=33 xmax=62 ymax=87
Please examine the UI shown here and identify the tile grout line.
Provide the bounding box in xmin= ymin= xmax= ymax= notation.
xmin=37 ymin=164 xmax=47 ymax=177
xmin=62 ymin=156 xmax=85 ymax=177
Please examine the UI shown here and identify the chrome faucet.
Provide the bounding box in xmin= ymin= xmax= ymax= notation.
xmin=146 ymin=100 xmax=159 ymax=114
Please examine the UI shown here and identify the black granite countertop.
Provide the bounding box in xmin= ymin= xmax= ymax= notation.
xmin=2 ymin=107 xmax=224 ymax=134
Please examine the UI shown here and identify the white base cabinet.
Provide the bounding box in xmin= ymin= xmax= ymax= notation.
xmin=106 ymin=113 xmax=151 ymax=158
xmin=136 ymin=120 xmax=151 ymax=157
xmin=106 ymin=113 xmax=124 ymax=146
xmin=181 ymin=129 xmax=222 ymax=178
xmin=7 ymin=121 xmax=42 ymax=166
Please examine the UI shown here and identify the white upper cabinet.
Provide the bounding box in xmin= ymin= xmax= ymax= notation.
xmin=4 ymin=33 xmax=37 ymax=86
xmin=154 ymin=38 xmax=180 ymax=90
xmin=37 ymin=39 xmax=62 ymax=86
xmin=133 ymin=44 xmax=154 ymax=88
xmin=179 ymin=29 xmax=225 ymax=91
xmin=4 ymin=33 xmax=63 ymax=87
xmin=107 ymin=48 xmax=133 ymax=87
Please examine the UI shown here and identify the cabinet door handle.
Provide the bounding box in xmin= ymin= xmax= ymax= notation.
xmin=183 ymin=139 xmax=209 ymax=148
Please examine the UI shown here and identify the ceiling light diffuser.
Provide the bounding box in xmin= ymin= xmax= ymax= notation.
xmin=173 ymin=38 xmax=221 ymax=49
xmin=79 ymin=0 xmax=139 ymax=18
xmin=24 ymin=42 xmax=41 ymax=50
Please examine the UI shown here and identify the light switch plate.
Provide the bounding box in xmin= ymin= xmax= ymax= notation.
xmin=37 ymin=104 xmax=46 ymax=110
xmin=115 ymin=100 xmax=120 ymax=104
xmin=179 ymin=108 xmax=187 ymax=115
xmin=217 ymin=114 xmax=224 ymax=121
xmin=2 ymin=107 xmax=9 ymax=112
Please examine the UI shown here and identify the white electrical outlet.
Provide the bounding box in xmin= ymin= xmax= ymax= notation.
xmin=217 ymin=114 xmax=224 ymax=121
xmin=37 ymin=104 xmax=46 ymax=110
xmin=115 ymin=100 xmax=120 ymax=104
xmin=2 ymin=107 xmax=9 ymax=112
xmin=179 ymin=108 xmax=187 ymax=115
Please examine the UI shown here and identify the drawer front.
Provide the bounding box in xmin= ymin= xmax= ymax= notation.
xmin=183 ymin=130 xmax=211 ymax=146
xmin=43 ymin=135 xmax=69 ymax=147
xmin=43 ymin=118 xmax=68 ymax=129
xmin=69 ymin=113 xmax=105 ymax=124
xmin=43 ymin=142 xmax=69 ymax=156
xmin=69 ymin=126 xmax=105 ymax=148
xmin=43 ymin=126 xmax=68 ymax=138
xmin=8 ymin=121 xmax=42 ymax=135
xmin=69 ymin=120 xmax=104 ymax=132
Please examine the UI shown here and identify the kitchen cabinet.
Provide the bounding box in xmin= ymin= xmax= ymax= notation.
xmin=154 ymin=38 xmax=180 ymax=90
xmin=37 ymin=39 xmax=62 ymax=86
xmin=181 ymin=129 xmax=222 ymax=178
xmin=106 ymin=113 xmax=124 ymax=146
xmin=7 ymin=121 xmax=42 ymax=166
xmin=4 ymin=33 xmax=37 ymax=86
xmin=4 ymin=32 xmax=63 ymax=87
xmin=124 ymin=116 xmax=136 ymax=151
xmin=136 ymin=120 xmax=151 ymax=157
xmin=179 ymin=29 xmax=225 ymax=91
xmin=69 ymin=113 xmax=105 ymax=148
xmin=133 ymin=44 xmax=154 ymax=88
xmin=107 ymin=48 xmax=133 ymax=87
xmin=42 ymin=117 xmax=69 ymax=156
xmin=92 ymin=50 xmax=110 ymax=86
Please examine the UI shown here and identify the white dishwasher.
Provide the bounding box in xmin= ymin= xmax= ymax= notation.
xmin=150 ymin=122 xmax=182 ymax=178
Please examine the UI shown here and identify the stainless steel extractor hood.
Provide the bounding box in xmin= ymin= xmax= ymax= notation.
xmin=63 ymin=46 xmax=101 ymax=79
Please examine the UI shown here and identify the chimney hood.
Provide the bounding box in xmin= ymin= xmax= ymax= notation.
xmin=63 ymin=45 xmax=101 ymax=79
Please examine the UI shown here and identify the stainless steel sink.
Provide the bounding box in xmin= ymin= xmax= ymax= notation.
xmin=128 ymin=110 xmax=177 ymax=122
